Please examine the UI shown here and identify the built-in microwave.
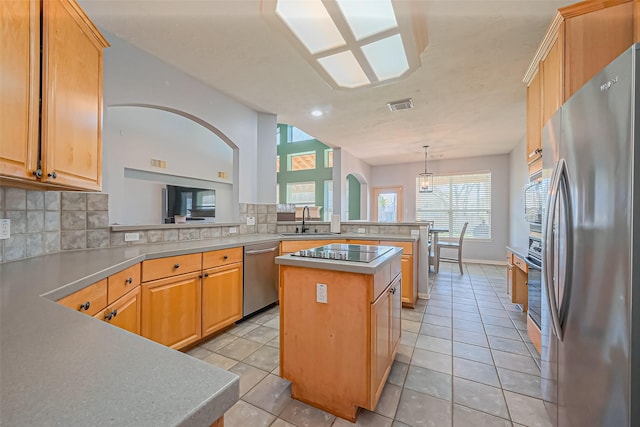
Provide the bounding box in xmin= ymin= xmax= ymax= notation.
xmin=524 ymin=173 xmax=546 ymax=224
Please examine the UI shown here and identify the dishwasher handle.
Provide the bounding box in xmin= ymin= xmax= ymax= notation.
xmin=245 ymin=247 xmax=278 ymax=255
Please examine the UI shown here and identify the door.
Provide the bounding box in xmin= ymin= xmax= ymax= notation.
xmin=141 ymin=272 xmax=201 ymax=349
xmin=96 ymin=287 xmax=141 ymax=335
xmin=0 ymin=0 xmax=39 ymax=181
xmin=372 ymin=186 xmax=403 ymax=222
xmin=202 ymin=263 xmax=243 ymax=337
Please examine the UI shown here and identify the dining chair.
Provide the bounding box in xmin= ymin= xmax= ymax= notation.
xmin=436 ymin=222 xmax=468 ymax=275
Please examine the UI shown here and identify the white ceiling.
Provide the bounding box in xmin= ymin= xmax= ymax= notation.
xmin=79 ymin=0 xmax=569 ymax=165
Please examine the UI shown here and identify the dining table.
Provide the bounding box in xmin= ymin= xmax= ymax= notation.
xmin=429 ymin=227 xmax=449 ymax=273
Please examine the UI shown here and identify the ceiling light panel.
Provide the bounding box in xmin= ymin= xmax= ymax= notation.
xmin=276 ymin=0 xmax=346 ymax=54
xmin=317 ymin=51 xmax=370 ymax=88
xmin=362 ymin=34 xmax=409 ymax=80
xmin=335 ymin=0 xmax=398 ymax=40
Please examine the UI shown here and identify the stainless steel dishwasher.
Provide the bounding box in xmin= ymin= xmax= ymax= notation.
xmin=243 ymin=241 xmax=279 ymax=317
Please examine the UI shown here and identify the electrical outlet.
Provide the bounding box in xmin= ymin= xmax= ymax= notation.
xmin=316 ymin=283 xmax=328 ymax=304
xmin=0 ymin=219 xmax=10 ymax=240
xmin=229 ymin=227 xmax=237 ymax=234
xmin=357 ymin=228 xmax=366 ymax=234
xmin=246 ymin=216 xmax=256 ymax=226
xmin=124 ymin=232 xmax=139 ymax=242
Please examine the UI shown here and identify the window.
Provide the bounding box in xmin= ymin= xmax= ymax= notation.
xmin=287 ymin=126 xmax=315 ymax=143
xmin=288 ymin=151 xmax=316 ymax=171
xmin=416 ymin=172 xmax=491 ymax=239
xmin=276 ymin=156 xmax=280 ymax=173
xmin=286 ymin=182 xmax=315 ymax=206
xmin=324 ymin=149 xmax=333 ymax=168
xmin=323 ymin=180 xmax=333 ymax=220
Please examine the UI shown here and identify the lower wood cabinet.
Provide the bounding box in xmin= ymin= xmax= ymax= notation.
xmin=371 ymin=273 xmax=401 ymax=405
xmin=94 ymin=286 xmax=141 ymax=335
xmin=202 ymin=262 xmax=243 ymax=337
xmin=58 ymin=278 xmax=107 ymax=316
xmin=141 ymin=271 xmax=202 ymax=349
xmin=380 ymin=240 xmax=417 ymax=308
xmin=506 ymin=251 xmax=528 ymax=311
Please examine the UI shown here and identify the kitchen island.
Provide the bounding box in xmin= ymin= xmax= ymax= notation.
xmin=275 ymin=244 xmax=403 ymax=421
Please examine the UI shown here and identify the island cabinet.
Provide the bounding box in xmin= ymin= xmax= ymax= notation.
xmin=94 ymin=287 xmax=141 ymax=335
xmin=380 ymin=240 xmax=418 ymax=308
xmin=0 ymin=0 xmax=109 ymax=191
xmin=279 ymin=252 xmax=402 ymax=422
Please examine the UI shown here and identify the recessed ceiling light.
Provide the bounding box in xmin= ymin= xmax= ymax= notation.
xmin=311 ymin=110 xmax=323 ymax=117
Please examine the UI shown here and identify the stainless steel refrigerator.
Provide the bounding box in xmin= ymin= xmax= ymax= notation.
xmin=541 ymin=43 xmax=640 ymax=426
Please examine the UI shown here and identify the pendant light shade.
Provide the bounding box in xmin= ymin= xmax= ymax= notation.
xmin=418 ymin=145 xmax=433 ymax=193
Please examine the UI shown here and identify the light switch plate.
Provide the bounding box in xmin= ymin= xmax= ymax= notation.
xmin=229 ymin=227 xmax=237 ymax=234
xmin=247 ymin=216 xmax=256 ymax=226
xmin=357 ymin=228 xmax=366 ymax=234
xmin=316 ymin=283 xmax=328 ymax=304
xmin=0 ymin=219 xmax=10 ymax=240
xmin=124 ymin=232 xmax=139 ymax=242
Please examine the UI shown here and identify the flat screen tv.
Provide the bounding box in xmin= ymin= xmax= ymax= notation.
xmin=164 ymin=185 xmax=215 ymax=223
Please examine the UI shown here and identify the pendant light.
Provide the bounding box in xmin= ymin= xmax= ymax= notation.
xmin=418 ymin=145 xmax=433 ymax=193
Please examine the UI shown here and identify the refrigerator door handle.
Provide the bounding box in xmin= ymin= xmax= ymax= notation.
xmin=556 ymin=162 xmax=574 ymax=330
xmin=543 ymin=160 xmax=564 ymax=341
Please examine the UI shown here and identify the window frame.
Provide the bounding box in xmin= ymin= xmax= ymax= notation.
xmin=287 ymin=151 xmax=317 ymax=171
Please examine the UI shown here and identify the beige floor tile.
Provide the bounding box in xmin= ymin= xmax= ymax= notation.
xmin=419 ymin=323 xmax=452 ymax=340
xmin=403 ymin=365 xmax=452 ymax=401
xmin=453 ymin=377 xmax=509 ymax=419
xmin=387 ymin=361 xmax=409 ymax=387
xmin=452 ymin=310 xmax=482 ymax=322
xmin=184 ymin=345 xmax=212 ymax=360
xmin=452 ymin=318 xmax=486 ymax=334
xmin=401 ymin=319 xmax=421 ymax=334
xmin=503 ymin=391 xmax=553 ymax=427
xmin=228 ymin=362 xmax=269 ymax=396
xmin=263 ymin=316 xmax=280 ymax=330
xmin=497 ymin=367 xmax=543 ymax=399
xmin=265 ymin=335 xmax=280 ymax=348
xmin=202 ymin=352 xmax=238 ymax=370
xmin=452 ymin=341 xmax=494 ymax=365
xmin=395 ymin=389 xmax=452 ymax=426
xmin=484 ymin=324 xmax=522 ymax=340
xmin=243 ymin=374 xmax=292 ymax=416
xmin=453 ymin=329 xmax=489 ymax=347
xmin=227 ymin=321 xmax=260 ymax=337
xmin=453 ymin=404 xmax=511 ymax=427
xmin=491 ymin=349 xmax=540 ymax=376
xmin=270 ymin=418 xmax=296 ymax=427
xmin=487 ymin=336 xmax=530 ymax=356
xmin=422 ymin=313 xmax=452 ymax=327
xmin=401 ymin=309 xmax=424 ymax=323
xmin=279 ymin=399 xmax=335 ymax=427
xmin=216 ymin=337 xmax=263 ymax=361
xmin=374 ymin=383 xmax=402 ymax=419
xmin=411 ymin=348 xmax=452 ymax=374
xmin=200 ymin=332 xmax=238 ymax=352
xmin=242 ymin=325 xmax=280 ymax=344
xmin=453 ymin=357 xmax=500 ymax=387
xmin=242 ymin=345 xmax=279 ymax=371
xmin=224 ymin=400 xmax=275 ymax=427
xmin=333 ymin=410 xmax=393 ymax=427
xmin=395 ymin=344 xmax=414 ymax=364
xmin=415 ymin=335 xmax=452 ymax=355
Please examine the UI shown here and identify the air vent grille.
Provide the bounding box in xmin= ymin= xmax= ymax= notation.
xmin=387 ymin=98 xmax=413 ymax=112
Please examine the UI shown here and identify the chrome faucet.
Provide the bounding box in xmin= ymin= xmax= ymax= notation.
xmin=301 ymin=205 xmax=310 ymax=233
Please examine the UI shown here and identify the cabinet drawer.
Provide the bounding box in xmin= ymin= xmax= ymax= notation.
xmin=142 ymin=253 xmax=202 ymax=282
xmin=108 ymin=263 xmax=141 ymax=304
xmin=202 ymin=247 xmax=243 ymax=269
xmin=380 ymin=240 xmax=413 ymax=255
xmin=513 ymin=255 xmax=528 ymax=273
xmin=58 ymin=279 xmax=107 ymax=316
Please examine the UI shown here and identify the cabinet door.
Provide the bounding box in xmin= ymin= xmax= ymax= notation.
xmin=541 ymin=33 xmax=563 ymax=126
xmin=41 ymin=0 xmax=106 ymax=190
xmin=390 ymin=275 xmax=402 ymax=356
xmin=141 ymin=272 xmax=202 ymax=350
xmin=526 ymin=70 xmax=542 ymax=164
xmin=0 ymin=0 xmax=39 ymax=181
xmin=202 ymin=263 xmax=243 ymax=337
xmin=58 ymin=278 xmax=107 ymax=316
xmin=371 ymin=287 xmax=391 ymax=406
xmin=400 ymin=255 xmax=415 ymax=307
xmin=95 ymin=286 xmax=141 ymax=335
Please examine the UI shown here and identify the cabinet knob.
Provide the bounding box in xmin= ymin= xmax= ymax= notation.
xmin=126 ymin=277 xmax=133 ymax=285
xmin=535 ymin=148 xmax=542 ymax=154
xmin=223 ymin=255 xmax=228 ymax=260
xmin=48 ymin=171 xmax=57 ymax=179
xmin=32 ymin=169 xmax=43 ymax=178
xmin=204 ymin=272 xmax=209 ymax=278
xmin=174 ymin=263 xmax=180 ymax=269
xmin=79 ymin=301 xmax=91 ymax=311
xmin=105 ymin=309 xmax=118 ymax=321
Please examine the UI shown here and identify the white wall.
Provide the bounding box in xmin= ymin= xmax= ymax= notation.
xmin=102 ymin=33 xmax=272 ymax=214
xmin=256 ymin=113 xmax=278 ymax=204
xmin=336 ymin=148 xmax=372 ymax=220
xmin=509 ymin=138 xmax=530 ymax=250
xmin=371 ymin=154 xmax=510 ymax=262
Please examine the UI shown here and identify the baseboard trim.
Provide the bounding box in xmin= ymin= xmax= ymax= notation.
xmin=418 ymin=292 xmax=430 ymax=300
xmin=462 ymin=258 xmax=507 ymax=266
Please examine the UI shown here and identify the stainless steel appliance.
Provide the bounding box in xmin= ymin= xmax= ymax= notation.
xmin=541 ymin=43 xmax=639 ymax=426
xmin=243 ymin=241 xmax=279 ymax=318
xmin=291 ymin=243 xmax=393 ymax=263
xmin=527 ymin=230 xmax=542 ymax=329
xmin=524 ymin=173 xmax=547 ymax=224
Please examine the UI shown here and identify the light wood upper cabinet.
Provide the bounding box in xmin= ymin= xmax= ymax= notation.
xmin=202 ymin=262 xmax=243 ymax=337
xmin=0 ymin=0 xmax=39 ymax=182
xmin=541 ymin=33 xmax=563 ymax=127
xmin=526 ymin=70 xmax=542 ymax=166
xmin=0 ymin=0 xmax=108 ymax=191
xmin=141 ymin=272 xmax=202 ymax=349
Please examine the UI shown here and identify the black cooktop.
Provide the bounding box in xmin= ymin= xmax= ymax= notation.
xmin=291 ymin=243 xmax=394 ymax=263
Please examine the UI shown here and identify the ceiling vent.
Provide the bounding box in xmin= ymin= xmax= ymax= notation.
xmin=387 ymin=98 xmax=413 ymax=112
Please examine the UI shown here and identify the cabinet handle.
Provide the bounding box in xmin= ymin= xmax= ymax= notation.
xmin=174 ymin=263 xmax=180 ymax=269
xmin=79 ymin=301 xmax=91 ymax=311
xmin=104 ymin=309 xmax=118 ymax=321
xmin=47 ymin=171 xmax=57 ymax=179
xmin=390 ymin=287 xmax=396 ymax=294
xmin=126 ymin=277 xmax=133 ymax=285
xmin=32 ymin=169 xmax=43 ymax=178
xmin=535 ymin=148 xmax=542 ymax=154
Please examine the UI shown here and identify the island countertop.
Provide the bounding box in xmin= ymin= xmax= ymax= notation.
xmin=275 ymin=245 xmax=404 ymax=274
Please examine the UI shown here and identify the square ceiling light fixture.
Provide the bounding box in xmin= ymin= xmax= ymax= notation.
xmin=263 ymin=0 xmax=428 ymax=89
